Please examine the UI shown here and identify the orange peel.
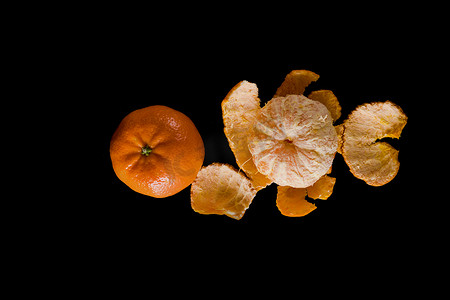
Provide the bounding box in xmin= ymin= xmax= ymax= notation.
xmin=334 ymin=124 xmax=344 ymax=154
xmin=275 ymin=70 xmax=320 ymax=97
xmin=222 ymin=81 xmax=272 ymax=190
xmin=342 ymin=101 xmax=407 ymax=186
xmin=307 ymin=90 xmax=342 ymax=123
xmin=276 ymin=174 xmax=336 ymax=217
xmin=248 ymin=95 xmax=338 ymax=188
xmin=276 ymin=186 xmax=316 ymax=217
xmin=306 ymin=175 xmax=336 ymax=200
xmin=190 ymin=163 xmax=257 ymax=220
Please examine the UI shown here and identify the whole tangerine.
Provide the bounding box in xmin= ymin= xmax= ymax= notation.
xmin=110 ymin=105 xmax=205 ymax=198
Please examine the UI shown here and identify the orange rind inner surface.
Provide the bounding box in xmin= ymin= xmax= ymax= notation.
xmin=334 ymin=124 xmax=345 ymax=154
xmin=191 ymin=70 xmax=407 ymax=220
xmin=276 ymin=186 xmax=317 ymax=217
xmin=275 ymin=70 xmax=320 ymax=97
xmin=308 ymin=90 xmax=342 ymax=123
xmin=222 ymin=81 xmax=272 ymax=190
xmin=307 ymin=175 xmax=336 ymax=200
xmin=190 ymin=163 xmax=257 ymax=220
xmin=342 ymin=101 xmax=407 ymax=186
xmin=275 ymin=70 xmax=341 ymax=124
xmin=276 ymin=174 xmax=336 ymax=217
xmin=248 ymin=95 xmax=338 ymax=188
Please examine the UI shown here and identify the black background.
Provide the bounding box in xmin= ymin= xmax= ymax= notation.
xmin=32 ymin=4 xmax=433 ymax=265
xmin=89 ymin=34 xmax=426 ymax=278
xmin=8 ymin=4 xmax=444 ymax=295
xmin=97 ymin=32 xmax=418 ymax=238
xmin=56 ymin=10 xmax=433 ymax=259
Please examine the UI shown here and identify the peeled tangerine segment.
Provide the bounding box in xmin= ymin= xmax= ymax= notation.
xmin=275 ymin=70 xmax=320 ymax=97
xmin=248 ymin=95 xmax=338 ymax=188
xmin=222 ymin=80 xmax=272 ymax=190
xmin=190 ymin=163 xmax=257 ymax=220
xmin=276 ymin=186 xmax=316 ymax=217
xmin=342 ymin=101 xmax=407 ymax=186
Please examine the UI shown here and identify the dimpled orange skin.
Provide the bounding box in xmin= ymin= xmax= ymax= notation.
xmin=110 ymin=105 xmax=205 ymax=198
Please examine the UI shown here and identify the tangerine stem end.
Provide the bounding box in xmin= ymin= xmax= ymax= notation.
xmin=141 ymin=145 xmax=152 ymax=156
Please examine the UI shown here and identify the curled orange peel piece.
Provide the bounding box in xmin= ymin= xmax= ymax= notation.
xmin=190 ymin=163 xmax=257 ymax=220
xmin=222 ymin=81 xmax=272 ymax=190
xmin=275 ymin=70 xmax=320 ymax=97
xmin=276 ymin=186 xmax=316 ymax=217
xmin=307 ymin=175 xmax=336 ymax=200
xmin=334 ymin=124 xmax=345 ymax=154
xmin=308 ymin=90 xmax=342 ymax=123
xmin=276 ymin=174 xmax=336 ymax=217
xmin=342 ymin=101 xmax=407 ymax=186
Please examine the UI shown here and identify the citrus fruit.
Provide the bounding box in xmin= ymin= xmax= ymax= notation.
xmin=190 ymin=163 xmax=257 ymax=220
xmin=248 ymin=94 xmax=338 ymax=188
xmin=341 ymin=101 xmax=407 ymax=186
xmin=110 ymin=105 xmax=205 ymax=198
